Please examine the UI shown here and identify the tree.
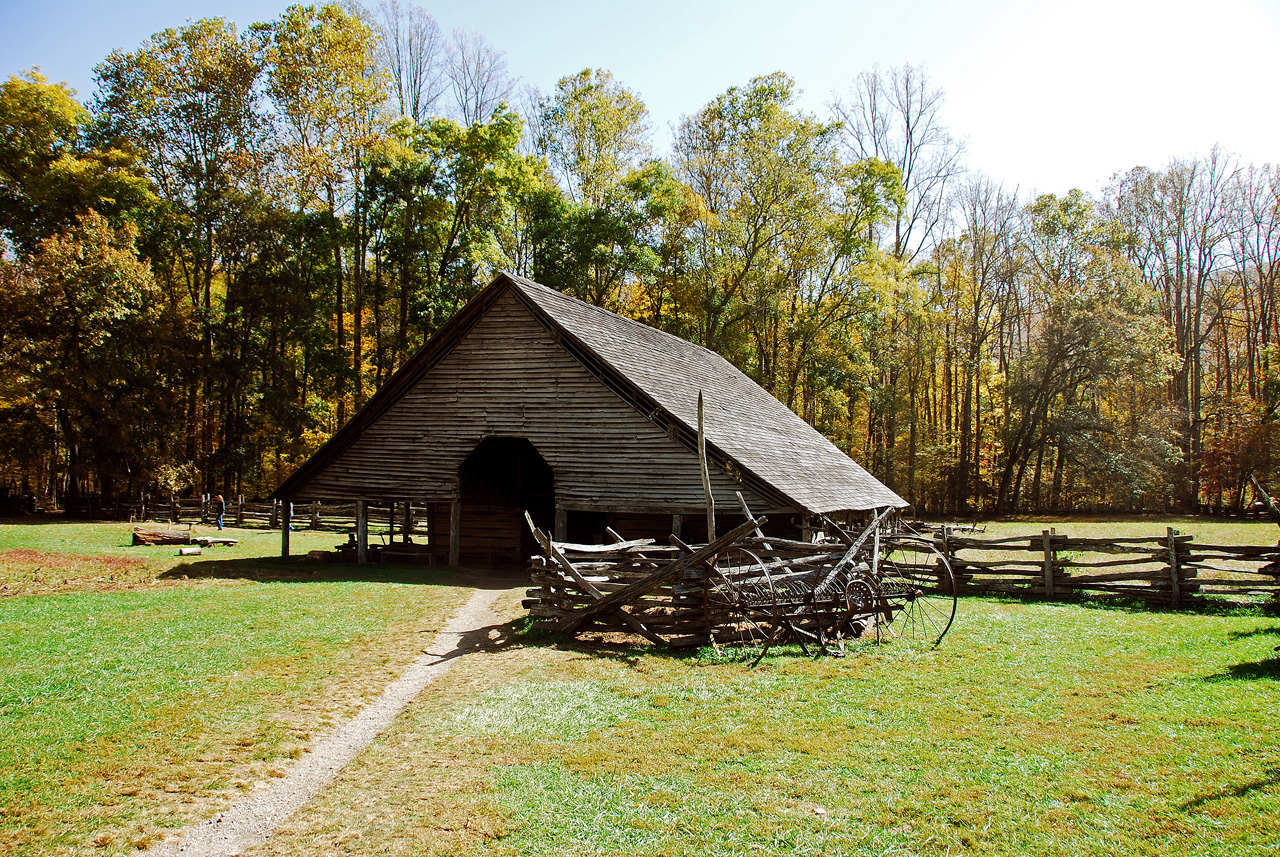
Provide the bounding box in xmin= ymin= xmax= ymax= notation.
xmin=262 ymin=2 xmax=388 ymax=416
xmin=536 ymin=69 xmax=650 ymax=207
xmin=831 ymin=63 xmax=965 ymax=266
xmin=529 ymin=69 xmax=667 ymax=308
xmin=0 ymin=70 xmax=151 ymax=254
xmin=366 ymin=108 xmax=537 ymax=355
xmin=934 ymin=175 xmax=1021 ymax=511
xmin=445 ymin=28 xmax=514 ymax=127
xmin=373 ymin=0 xmax=447 ymax=124
xmin=0 ymin=212 xmax=174 ymax=507
xmin=993 ymin=191 xmax=1173 ymax=512
xmin=1108 ymin=150 xmax=1237 ymax=508
xmin=673 ymin=73 xmax=838 ymax=351
xmin=94 ymin=17 xmax=266 ymax=481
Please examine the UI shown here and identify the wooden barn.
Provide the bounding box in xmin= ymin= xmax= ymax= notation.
xmin=272 ymin=272 xmax=906 ymax=567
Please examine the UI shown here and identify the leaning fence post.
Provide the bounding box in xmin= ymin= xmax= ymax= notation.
xmin=1041 ymin=529 xmax=1055 ymax=599
xmin=939 ymin=525 xmax=955 ymax=592
xmin=1167 ymin=526 xmax=1182 ymax=608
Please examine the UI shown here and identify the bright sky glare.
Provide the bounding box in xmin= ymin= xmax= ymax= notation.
xmin=2 ymin=0 xmax=1278 ymax=195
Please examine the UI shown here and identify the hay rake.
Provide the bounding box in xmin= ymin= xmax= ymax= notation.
xmin=704 ymin=524 xmax=957 ymax=662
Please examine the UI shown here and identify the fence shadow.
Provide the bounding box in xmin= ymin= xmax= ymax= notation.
xmin=1228 ymin=625 xmax=1280 ymax=641
xmin=1179 ymin=767 xmax=1280 ymax=810
xmin=430 ymin=616 xmax=528 ymax=664
xmin=1201 ymin=655 xmax=1280 ymax=682
xmin=157 ymin=557 xmax=528 ymax=591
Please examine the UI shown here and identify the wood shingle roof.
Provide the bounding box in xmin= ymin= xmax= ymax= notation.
xmin=503 ymin=274 xmax=905 ymax=514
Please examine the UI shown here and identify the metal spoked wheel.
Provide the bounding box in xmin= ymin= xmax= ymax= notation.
xmin=875 ymin=535 xmax=957 ymax=646
xmin=705 ymin=547 xmax=778 ymax=655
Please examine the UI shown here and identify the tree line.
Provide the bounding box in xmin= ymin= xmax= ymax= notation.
xmin=0 ymin=2 xmax=1275 ymax=516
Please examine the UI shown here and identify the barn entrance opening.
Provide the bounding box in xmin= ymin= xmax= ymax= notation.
xmin=457 ymin=437 xmax=554 ymax=568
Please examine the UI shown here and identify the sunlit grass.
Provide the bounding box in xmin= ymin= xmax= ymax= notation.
xmin=252 ymin=596 xmax=1280 ymax=857
xmin=0 ymin=519 xmax=471 ymax=856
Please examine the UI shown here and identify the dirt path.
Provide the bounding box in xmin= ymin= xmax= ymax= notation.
xmin=149 ymin=587 xmax=507 ymax=857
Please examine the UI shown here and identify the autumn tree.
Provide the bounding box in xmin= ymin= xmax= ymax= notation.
xmin=530 ymin=69 xmax=669 ymax=308
xmin=0 ymin=71 xmax=151 ymax=254
xmin=673 ymin=73 xmax=838 ymax=352
xmin=1108 ymin=150 xmax=1237 ymax=508
xmin=94 ymin=17 xmax=265 ymax=483
xmin=261 ymin=2 xmax=388 ymax=416
xmin=994 ymin=191 xmax=1173 ymax=512
xmin=0 ymin=212 xmax=175 ymax=507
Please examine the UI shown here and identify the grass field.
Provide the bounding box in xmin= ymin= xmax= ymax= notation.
xmin=0 ymin=518 xmax=473 ymax=855
xmin=2 ymin=516 xmax=1278 ymax=857
xmin=257 ymin=595 xmax=1280 ymax=857
xmin=961 ymin=515 xmax=1280 ymax=546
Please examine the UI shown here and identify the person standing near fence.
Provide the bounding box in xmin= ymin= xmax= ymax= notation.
xmin=215 ymin=494 xmax=226 ymax=531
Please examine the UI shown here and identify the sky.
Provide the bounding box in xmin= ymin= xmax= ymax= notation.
xmin=2 ymin=0 xmax=1278 ymax=195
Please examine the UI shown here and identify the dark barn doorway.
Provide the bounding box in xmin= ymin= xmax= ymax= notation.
xmin=457 ymin=437 xmax=554 ymax=567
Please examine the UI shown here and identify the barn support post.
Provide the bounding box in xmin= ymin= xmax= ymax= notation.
xmin=388 ymin=501 xmax=396 ymax=542
xmin=281 ymin=502 xmax=291 ymax=559
xmin=671 ymin=514 xmax=683 ymax=540
xmin=428 ymin=504 xmax=439 ymax=564
xmin=357 ymin=500 xmax=369 ymax=565
xmin=554 ymin=507 xmax=568 ymax=543
xmin=403 ymin=501 xmax=413 ymax=543
xmin=449 ymin=500 xmax=462 ymax=567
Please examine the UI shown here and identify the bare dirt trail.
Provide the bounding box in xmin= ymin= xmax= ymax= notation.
xmin=149 ymin=586 xmax=509 ymax=857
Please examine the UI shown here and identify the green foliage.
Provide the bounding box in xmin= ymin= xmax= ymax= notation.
xmin=0 ymin=70 xmax=151 ymax=254
xmin=0 ymin=33 xmax=1267 ymax=516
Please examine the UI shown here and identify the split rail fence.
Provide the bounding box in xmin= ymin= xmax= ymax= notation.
xmin=939 ymin=527 xmax=1280 ymax=607
xmin=140 ymin=496 xmax=416 ymax=535
xmin=123 ymin=497 xmax=1280 ymax=608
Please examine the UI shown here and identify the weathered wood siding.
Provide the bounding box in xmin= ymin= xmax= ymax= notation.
xmin=300 ymin=291 xmax=777 ymax=514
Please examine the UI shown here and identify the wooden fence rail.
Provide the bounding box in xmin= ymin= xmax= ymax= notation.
xmin=940 ymin=527 xmax=1280 ymax=607
xmin=136 ymin=497 xmax=425 ymax=536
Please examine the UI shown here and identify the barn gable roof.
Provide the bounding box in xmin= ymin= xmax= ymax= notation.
xmin=275 ymin=272 xmax=905 ymax=513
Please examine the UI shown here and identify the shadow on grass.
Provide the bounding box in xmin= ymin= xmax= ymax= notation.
xmin=1180 ymin=767 xmax=1280 ymax=810
xmin=1228 ymin=625 xmax=1280 ymax=641
xmin=433 ymin=616 xmax=530 ymax=664
xmin=1202 ymin=656 xmax=1280 ymax=682
xmin=964 ymin=590 xmax=1277 ymax=618
xmin=158 ymin=556 xmax=527 ymax=591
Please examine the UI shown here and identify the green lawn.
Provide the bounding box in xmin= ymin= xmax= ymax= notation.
xmin=3 ymin=518 xmax=1279 ymax=857
xmin=965 ymin=515 xmax=1280 ymax=545
xmin=254 ymin=594 xmax=1280 ymax=857
xmin=0 ymin=518 xmax=472 ymax=856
